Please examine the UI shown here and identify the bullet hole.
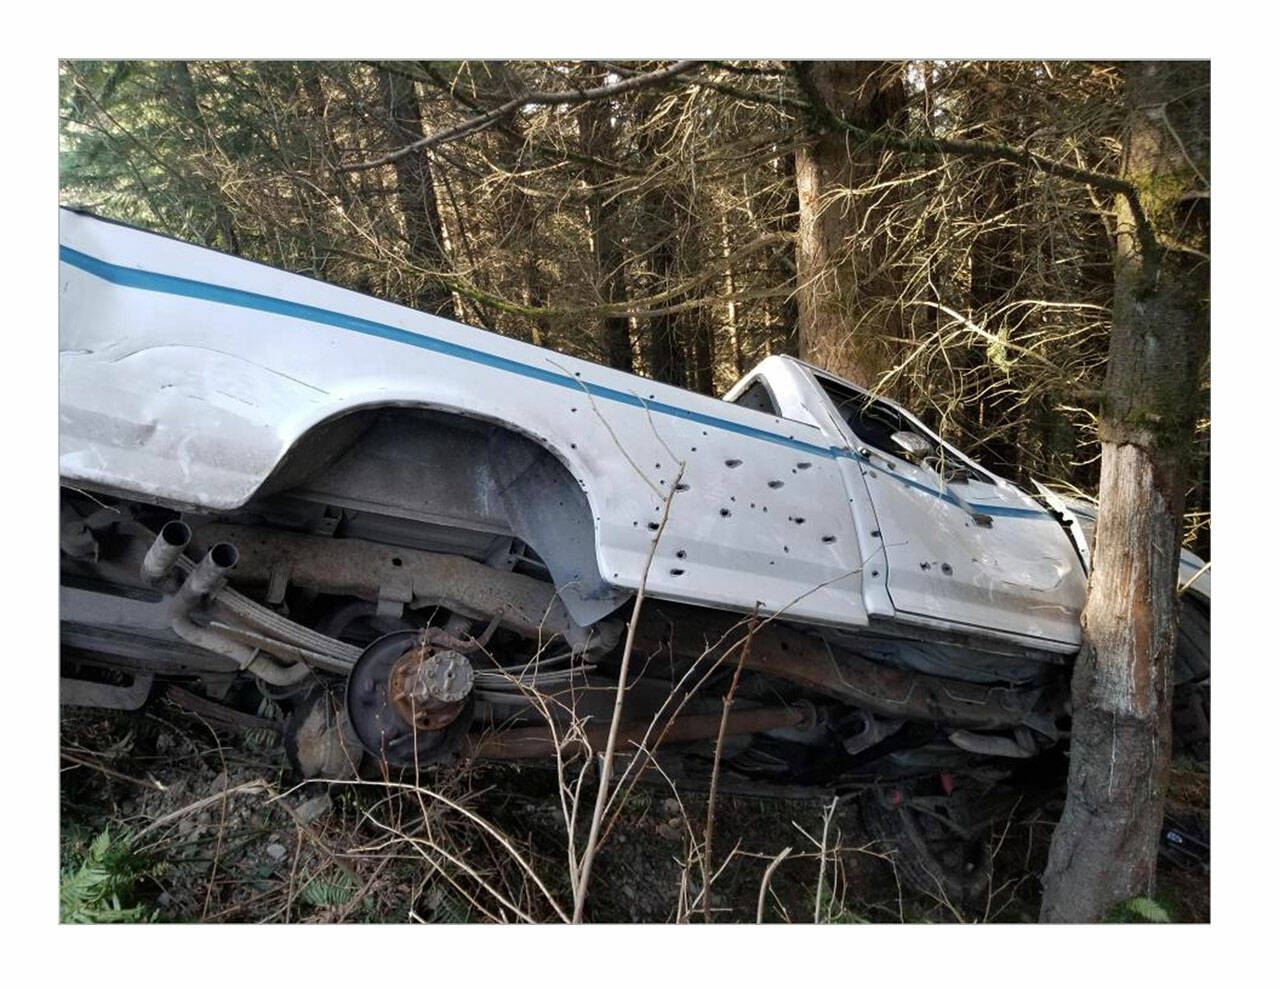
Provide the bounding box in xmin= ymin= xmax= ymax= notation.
xmin=647 ymin=522 xmax=660 ymax=531
xmin=871 ymin=570 xmax=880 ymax=577
xmin=750 ymin=502 xmax=755 ymax=508
xmin=768 ymin=480 xmax=784 ymax=489
xmin=655 ymin=463 xmax=662 ymax=469
xmin=822 ymin=535 xmax=837 ymax=544
xmin=675 ymin=483 xmax=690 ymax=491
xmin=691 ymin=446 xmax=698 ymax=452
xmin=797 ymin=462 xmax=812 ymax=470
xmin=571 ymin=407 xmax=578 ymax=413
xmin=762 ymin=506 xmax=768 ymax=513
xmin=783 ymin=545 xmax=790 ymax=553
xmin=391 ymin=557 xmax=402 ymax=567
xmin=769 ymin=560 xmax=775 ymax=566
xmin=941 ymin=563 xmax=953 ymax=575
xmin=920 ymin=562 xmax=931 ymax=570
xmin=719 ymin=508 xmax=731 ymax=517
xmin=730 ymin=496 xmax=736 ymax=502
xmin=794 ymin=517 xmax=806 ymax=525
xmin=669 ymin=568 xmax=685 ymax=576
xmin=633 ymin=521 xmax=638 ymax=526
xmin=726 ymin=459 xmax=742 ymax=468
xmin=570 ymin=443 xmax=577 ymax=449
xmin=676 ymin=550 xmax=687 ymax=559
xmin=870 ymin=529 xmax=881 ymax=538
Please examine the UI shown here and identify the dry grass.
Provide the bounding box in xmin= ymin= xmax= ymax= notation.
xmin=67 ymin=697 xmax=1202 ymax=924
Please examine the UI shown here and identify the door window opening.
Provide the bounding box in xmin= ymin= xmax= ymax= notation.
xmin=730 ymin=377 xmax=781 ymax=417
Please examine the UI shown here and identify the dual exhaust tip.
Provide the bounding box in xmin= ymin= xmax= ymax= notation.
xmin=142 ymin=520 xmax=238 ymax=593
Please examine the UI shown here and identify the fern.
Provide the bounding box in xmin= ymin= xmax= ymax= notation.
xmin=300 ymin=875 xmax=356 ymax=908
xmin=60 ymin=827 xmax=160 ymax=923
xmin=421 ymin=883 xmax=473 ymax=924
xmin=245 ymin=696 xmax=283 ymax=751
xmin=433 ymin=888 xmax=473 ymax=924
xmin=1106 ymin=895 xmax=1173 ymax=924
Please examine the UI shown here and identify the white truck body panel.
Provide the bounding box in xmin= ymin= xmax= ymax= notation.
xmin=1031 ymin=482 xmax=1210 ymax=602
xmin=59 ymin=208 xmax=1106 ymax=651
xmin=60 ymin=209 xmax=872 ymax=630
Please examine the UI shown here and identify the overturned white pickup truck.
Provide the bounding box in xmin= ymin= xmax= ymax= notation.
xmin=59 ymin=207 xmax=1209 ymax=895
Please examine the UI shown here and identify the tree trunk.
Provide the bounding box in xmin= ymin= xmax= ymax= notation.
xmin=721 ymin=209 xmax=743 ymax=381
xmin=773 ymin=151 xmax=801 ymax=359
xmin=376 ymin=68 xmax=456 ymax=319
xmin=168 ymin=61 xmax=240 ymax=255
xmin=794 ymin=61 xmax=906 ymax=388
xmin=689 ymin=305 xmax=715 ymax=395
xmin=578 ymin=68 xmax=634 ymax=373
xmin=968 ymin=149 xmax=1024 ymax=476
xmin=1040 ymin=61 xmax=1209 ymax=923
xmin=647 ymin=228 xmax=688 ymax=387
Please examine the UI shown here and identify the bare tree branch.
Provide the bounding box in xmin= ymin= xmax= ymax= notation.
xmin=339 ymin=60 xmax=708 ymax=173
xmin=789 ymin=61 xmax=1163 ymax=269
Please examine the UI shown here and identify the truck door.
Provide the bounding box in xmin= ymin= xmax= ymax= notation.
xmin=811 ymin=372 xmax=1087 ymax=650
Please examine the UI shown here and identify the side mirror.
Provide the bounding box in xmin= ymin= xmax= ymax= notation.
xmin=890 ymin=431 xmax=932 ymax=463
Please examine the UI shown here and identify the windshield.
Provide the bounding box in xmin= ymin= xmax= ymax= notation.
xmin=816 ymin=374 xmax=995 ymax=485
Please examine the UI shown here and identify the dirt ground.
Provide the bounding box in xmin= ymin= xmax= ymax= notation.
xmin=59 ymin=701 xmax=1209 ymax=924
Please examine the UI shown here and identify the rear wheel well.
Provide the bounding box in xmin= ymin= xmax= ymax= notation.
xmin=251 ymin=405 xmax=628 ymax=626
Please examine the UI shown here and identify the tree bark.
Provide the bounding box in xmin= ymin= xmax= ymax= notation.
xmin=777 ymin=152 xmax=801 ymax=359
xmin=1040 ymin=61 xmax=1209 ymax=923
xmin=578 ymin=67 xmax=634 ymax=373
xmin=376 ymin=68 xmax=456 ymax=319
xmin=647 ymin=226 xmax=688 ymax=387
xmin=721 ymin=209 xmax=743 ymax=380
xmin=794 ymin=61 xmax=906 ymax=388
xmin=689 ymin=305 xmax=715 ymax=395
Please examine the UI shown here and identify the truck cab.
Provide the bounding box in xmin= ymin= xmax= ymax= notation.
xmin=726 ymin=356 xmax=1088 ymax=652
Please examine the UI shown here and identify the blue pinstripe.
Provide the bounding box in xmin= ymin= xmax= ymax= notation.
xmin=60 ymin=244 xmax=1049 ymax=521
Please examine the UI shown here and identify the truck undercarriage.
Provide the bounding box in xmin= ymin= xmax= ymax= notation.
xmin=60 ymin=477 xmax=1209 ymax=902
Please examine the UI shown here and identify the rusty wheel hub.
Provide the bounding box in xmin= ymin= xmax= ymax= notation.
xmin=387 ymin=645 xmax=474 ymax=731
xmin=345 ymin=630 xmax=476 ymax=768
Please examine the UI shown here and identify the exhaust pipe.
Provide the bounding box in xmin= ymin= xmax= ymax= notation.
xmin=141 ymin=520 xmax=193 ymax=582
xmin=170 ymin=542 xmax=240 ymax=630
xmin=178 ymin=542 xmax=240 ymax=603
xmin=166 ymin=542 xmax=311 ymax=687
